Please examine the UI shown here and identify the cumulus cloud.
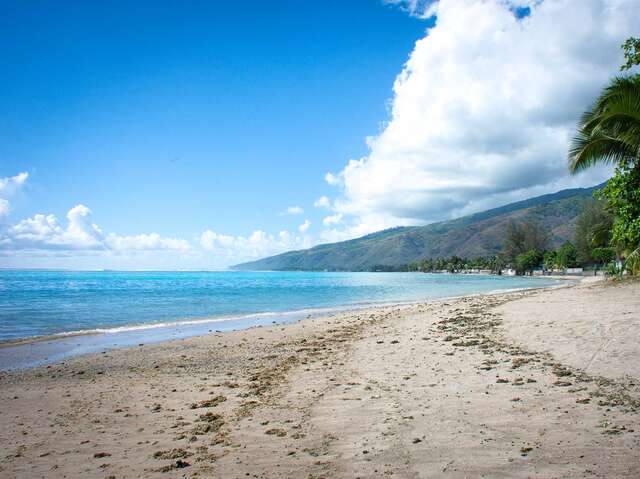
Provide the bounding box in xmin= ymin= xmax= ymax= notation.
xmin=324 ymin=172 xmax=342 ymax=186
xmin=1 ymin=202 xmax=311 ymax=267
xmin=281 ymin=206 xmax=304 ymax=215
xmin=1 ymin=204 xmax=191 ymax=254
xmin=324 ymin=0 xmax=639 ymax=240
xmin=105 ymin=233 xmax=191 ymax=253
xmin=0 ymin=172 xmax=28 ymax=195
xmin=322 ymin=213 xmax=343 ymax=226
xmin=0 ymin=199 xmax=10 ymax=218
xmin=384 ymin=0 xmax=438 ymax=18
xmin=298 ymin=219 xmax=311 ymax=233
xmin=8 ymin=205 xmax=103 ymax=250
xmin=0 ymin=172 xmax=29 ymax=221
xmin=314 ymin=196 xmax=331 ymax=208
xmin=199 ymin=228 xmax=311 ymax=263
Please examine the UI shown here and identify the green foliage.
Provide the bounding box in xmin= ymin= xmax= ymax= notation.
xmin=543 ymin=250 xmax=557 ymax=270
xmin=597 ymin=164 xmax=640 ymax=257
xmin=502 ymin=220 xmax=549 ymax=263
xmin=556 ymin=241 xmax=578 ymax=269
xmin=621 ymin=37 xmax=640 ymax=71
xmin=394 ymin=255 xmax=504 ymax=274
xmin=625 ymin=246 xmax=640 ymax=275
xmin=568 ymin=75 xmax=640 ymax=173
xmin=515 ymin=250 xmax=542 ymax=275
xmin=591 ymin=247 xmax=616 ymax=265
xmin=574 ymin=199 xmax=613 ymax=264
xmin=605 ymin=260 xmax=624 ymax=278
xmin=565 ymin=37 xmax=640 ymax=276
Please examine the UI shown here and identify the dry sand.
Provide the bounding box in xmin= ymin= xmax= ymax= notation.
xmin=0 ymin=278 xmax=639 ymax=478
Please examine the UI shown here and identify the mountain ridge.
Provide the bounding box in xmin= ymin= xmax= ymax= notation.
xmin=233 ymin=183 xmax=604 ymax=271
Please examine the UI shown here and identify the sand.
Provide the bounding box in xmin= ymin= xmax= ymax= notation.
xmin=0 ymin=278 xmax=639 ymax=478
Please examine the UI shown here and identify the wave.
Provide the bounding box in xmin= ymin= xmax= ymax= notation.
xmin=44 ymin=306 xmax=341 ymax=338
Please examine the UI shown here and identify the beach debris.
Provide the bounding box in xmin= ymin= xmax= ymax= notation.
xmin=190 ymin=395 xmax=227 ymax=409
xmin=158 ymin=459 xmax=190 ymax=472
xmin=265 ymin=428 xmax=287 ymax=437
xmin=191 ymin=413 xmax=224 ymax=435
xmin=552 ymin=366 xmax=573 ymax=377
xmin=452 ymin=339 xmax=479 ymax=347
xmin=520 ymin=446 xmax=533 ymax=456
xmin=553 ymin=380 xmax=573 ymax=387
xmin=93 ymin=452 xmax=111 ymax=458
xmin=511 ymin=357 xmax=531 ymax=369
xmin=152 ymin=448 xmax=192 ymax=460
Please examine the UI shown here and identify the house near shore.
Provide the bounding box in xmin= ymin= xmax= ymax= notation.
xmin=566 ymin=267 xmax=584 ymax=274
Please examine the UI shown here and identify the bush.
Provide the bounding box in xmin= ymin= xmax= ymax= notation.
xmin=515 ymin=250 xmax=542 ymax=275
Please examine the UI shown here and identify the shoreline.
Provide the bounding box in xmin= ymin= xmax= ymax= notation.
xmin=0 ymin=276 xmax=571 ymax=372
xmin=2 ymin=277 xmax=637 ymax=478
xmin=0 ymin=273 xmax=564 ymax=346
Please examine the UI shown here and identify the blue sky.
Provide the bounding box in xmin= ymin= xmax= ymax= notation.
xmin=0 ymin=0 xmax=637 ymax=269
xmin=1 ymin=1 xmax=425 ymax=235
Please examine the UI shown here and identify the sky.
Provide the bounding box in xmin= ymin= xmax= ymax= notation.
xmin=0 ymin=0 xmax=638 ymax=270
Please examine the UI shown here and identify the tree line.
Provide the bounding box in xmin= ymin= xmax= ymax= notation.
xmin=386 ymin=197 xmax=615 ymax=276
xmin=566 ymin=37 xmax=640 ymax=276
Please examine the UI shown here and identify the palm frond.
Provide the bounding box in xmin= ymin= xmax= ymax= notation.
xmin=624 ymin=245 xmax=640 ymax=275
xmin=568 ymin=131 xmax=636 ymax=173
xmin=568 ymin=75 xmax=640 ymax=174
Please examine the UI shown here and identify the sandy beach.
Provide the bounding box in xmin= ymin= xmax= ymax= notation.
xmin=1 ymin=278 xmax=639 ymax=478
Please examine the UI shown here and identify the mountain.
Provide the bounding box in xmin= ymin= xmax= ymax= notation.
xmin=233 ymin=184 xmax=604 ymax=271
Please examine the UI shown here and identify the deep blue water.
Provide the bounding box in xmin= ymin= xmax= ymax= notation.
xmin=0 ymin=270 xmax=559 ymax=342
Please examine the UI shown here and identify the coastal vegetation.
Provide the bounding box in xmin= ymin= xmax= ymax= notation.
xmin=568 ymin=37 xmax=640 ymax=275
xmin=393 ymin=217 xmax=612 ymax=276
xmin=234 ymin=185 xmax=600 ymax=272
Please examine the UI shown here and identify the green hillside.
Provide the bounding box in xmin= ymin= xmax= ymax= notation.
xmin=233 ymin=184 xmax=603 ymax=271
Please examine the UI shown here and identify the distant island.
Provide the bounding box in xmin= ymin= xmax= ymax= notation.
xmin=233 ymin=183 xmax=604 ymax=272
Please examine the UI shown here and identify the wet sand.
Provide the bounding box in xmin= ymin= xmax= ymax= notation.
xmin=0 ymin=278 xmax=638 ymax=478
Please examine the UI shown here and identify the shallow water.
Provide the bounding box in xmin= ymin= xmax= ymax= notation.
xmin=0 ymin=270 xmax=560 ymax=370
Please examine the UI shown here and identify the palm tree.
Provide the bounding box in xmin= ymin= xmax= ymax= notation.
xmin=568 ymin=75 xmax=640 ymax=173
xmin=568 ymin=74 xmax=640 ymax=274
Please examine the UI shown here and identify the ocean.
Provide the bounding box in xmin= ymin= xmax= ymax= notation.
xmin=0 ymin=270 xmax=560 ymax=369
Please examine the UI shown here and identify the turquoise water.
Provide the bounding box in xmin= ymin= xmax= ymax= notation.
xmin=0 ymin=270 xmax=559 ymax=342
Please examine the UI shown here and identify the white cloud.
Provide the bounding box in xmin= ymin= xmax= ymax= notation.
xmin=199 ymin=228 xmax=311 ymax=263
xmin=324 ymin=172 xmax=342 ymax=186
xmin=0 ymin=199 xmax=10 ymax=218
xmin=1 ymin=203 xmax=312 ymax=267
xmin=298 ymin=219 xmax=311 ymax=233
xmin=314 ymin=195 xmax=331 ymax=208
xmin=1 ymin=204 xmax=190 ymax=254
xmin=282 ymin=206 xmax=304 ymax=215
xmin=384 ymin=0 xmax=438 ymax=18
xmin=9 ymin=204 xmax=103 ymax=250
xmin=324 ymin=0 xmax=639 ymax=239
xmin=0 ymin=172 xmax=29 ymax=221
xmin=322 ymin=213 xmax=343 ymax=226
xmin=0 ymin=172 xmax=28 ymax=195
xmin=105 ymin=233 xmax=191 ymax=253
